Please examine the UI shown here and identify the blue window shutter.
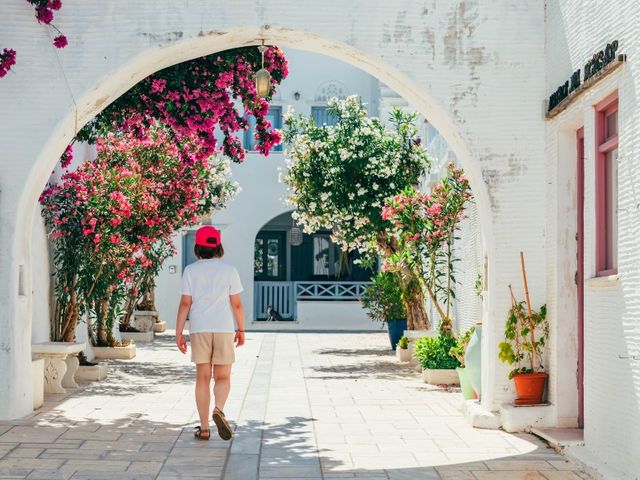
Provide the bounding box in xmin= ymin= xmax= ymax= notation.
xmin=244 ymin=106 xmax=283 ymax=152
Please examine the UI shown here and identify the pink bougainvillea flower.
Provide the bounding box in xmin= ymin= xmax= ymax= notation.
xmin=0 ymin=48 xmax=17 ymax=78
xmin=53 ymin=35 xmax=68 ymax=49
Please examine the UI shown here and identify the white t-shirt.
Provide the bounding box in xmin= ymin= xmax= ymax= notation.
xmin=181 ymin=259 xmax=243 ymax=333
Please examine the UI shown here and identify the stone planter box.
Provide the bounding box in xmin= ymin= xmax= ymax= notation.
xmin=120 ymin=331 xmax=154 ymax=343
xmin=133 ymin=310 xmax=159 ymax=332
xmin=395 ymin=348 xmax=412 ymax=362
xmin=76 ymin=365 xmax=109 ymax=381
xmin=32 ymin=359 xmax=44 ymax=409
xmin=93 ymin=344 xmax=136 ymax=360
xmin=153 ymin=320 xmax=167 ymax=333
xmin=422 ymin=368 xmax=460 ymax=386
xmin=32 ymin=342 xmax=86 ymax=394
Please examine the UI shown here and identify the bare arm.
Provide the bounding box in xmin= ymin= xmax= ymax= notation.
xmin=230 ymin=294 xmax=245 ymax=346
xmin=176 ymin=294 xmax=192 ymax=354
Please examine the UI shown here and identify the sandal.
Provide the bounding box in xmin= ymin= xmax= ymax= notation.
xmin=194 ymin=426 xmax=210 ymax=440
xmin=212 ymin=408 xmax=233 ymax=441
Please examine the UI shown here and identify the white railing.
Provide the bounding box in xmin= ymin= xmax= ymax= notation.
xmin=254 ymin=281 xmax=370 ymax=320
xmin=254 ymin=281 xmax=295 ymax=320
xmin=294 ymin=281 xmax=370 ymax=301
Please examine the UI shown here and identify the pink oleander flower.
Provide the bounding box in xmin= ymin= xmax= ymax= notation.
xmin=53 ymin=35 xmax=68 ymax=49
xmin=60 ymin=144 xmax=73 ymax=168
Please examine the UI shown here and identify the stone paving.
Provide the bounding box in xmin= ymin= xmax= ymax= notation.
xmin=0 ymin=332 xmax=594 ymax=479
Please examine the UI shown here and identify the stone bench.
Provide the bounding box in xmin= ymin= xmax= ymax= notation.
xmin=32 ymin=342 xmax=86 ymax=394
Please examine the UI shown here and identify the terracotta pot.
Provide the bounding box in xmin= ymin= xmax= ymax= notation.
xmin=513 ymin=372 xmax=548 ymax=405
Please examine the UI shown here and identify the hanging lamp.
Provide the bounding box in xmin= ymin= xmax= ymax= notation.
xmin=255 ymin=40 xmax=271 ymax=99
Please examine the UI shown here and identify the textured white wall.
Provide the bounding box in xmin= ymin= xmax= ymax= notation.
xmin=30 ymin=208 xmax=50 ymax=344
xmin=545 ymin=0 xmax=640 ymax=477
xmin=0 ymin=0 xmax=546 ymax=420
xmin=453 ymin=201 xmax=483 ymax=334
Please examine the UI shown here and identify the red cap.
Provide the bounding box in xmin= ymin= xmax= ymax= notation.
xmin=195 ymin=226 xmax=221 ymax=247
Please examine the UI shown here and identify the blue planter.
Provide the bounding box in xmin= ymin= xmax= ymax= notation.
xmin=386 ymin=319 xmax=407 ymax=350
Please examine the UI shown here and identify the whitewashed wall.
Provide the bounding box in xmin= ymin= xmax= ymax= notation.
xmin=30 ymin=209 xmax=50 ymax=344
xmin=453 ymin=202 xmax=483 ymax=334
xmin=545 ymin=0 xmax=640 ymax=477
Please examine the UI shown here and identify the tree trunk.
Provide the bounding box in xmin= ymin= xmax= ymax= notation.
xmin=137 ymin=282 xmax=156 ymax=311
xmin=403 ymin=276 xmax=430 ymax=331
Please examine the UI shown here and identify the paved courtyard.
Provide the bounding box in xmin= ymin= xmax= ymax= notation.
xmin=0 ymin=332 xmax=593 ymax=479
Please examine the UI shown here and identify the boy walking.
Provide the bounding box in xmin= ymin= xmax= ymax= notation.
xmin=175 ymin=226 xmax=245 ymax=440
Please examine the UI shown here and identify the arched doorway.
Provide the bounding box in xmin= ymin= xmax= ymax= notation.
xmin=0 ymin=4 xmax=549 ymax=419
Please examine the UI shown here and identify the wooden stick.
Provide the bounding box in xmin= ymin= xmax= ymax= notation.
xmin=520 ymin=251 xmax=538 ymax=371
xmin=508 ymin=284 xmax=517 ymax=308
xmin=520 ymin=252 xmax=533 ymax=319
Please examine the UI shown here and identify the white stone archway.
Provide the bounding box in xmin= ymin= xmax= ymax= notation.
xmin=0 ymin=0 xmax=547 ymax=419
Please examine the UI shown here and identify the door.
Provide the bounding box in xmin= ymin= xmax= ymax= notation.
xmin=254 ymin=232 xmax=286 ymax=281
xmin=577 ymin=127 xmax=585 ymax=428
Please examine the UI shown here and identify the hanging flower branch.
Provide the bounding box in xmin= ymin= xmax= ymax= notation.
xmin=27 ymin=0 xmax=68 ymax=48
xmin=76 ymin=46 xmax=289 ymax=163
xmin=1 ymin=1 xmax=67 ymax=79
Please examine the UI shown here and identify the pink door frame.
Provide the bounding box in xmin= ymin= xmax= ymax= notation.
xmin=576 ymin=127 xmax=585 ymax=428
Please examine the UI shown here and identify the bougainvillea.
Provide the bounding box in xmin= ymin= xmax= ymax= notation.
xmin=76 ymin=46 xmax=288 ymax=163
xmin=282 ymin=96 xmax=432 ymax=330
xmin=0 ymin=49 xmax=17 ymax=78
xmin=40 ymin=126 xmax=237 ymax=344
xmin=1 ymin=1 xmax=67 ymax=79
xmin=382 ymin=164 xmax=473 ymax=334
xmin=27 ymin=0 xmax=68 ymax=48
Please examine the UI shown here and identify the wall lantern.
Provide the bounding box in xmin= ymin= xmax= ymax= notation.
xmin=255 ymin=41 xmax=271 ymax=99
xmin=293 ymin=91 xmax=301 ymax=101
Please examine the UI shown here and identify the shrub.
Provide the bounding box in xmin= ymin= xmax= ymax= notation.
xmin=413 ymin=335 xmax=460 ymax=370
xmin=361 ymin=271 xmax=406 ymax=322
xmin=397 ymin=336 xmax=409 ymax=350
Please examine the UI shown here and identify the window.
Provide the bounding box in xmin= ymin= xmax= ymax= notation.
xmin=244 ymin=106 xmax=282 ymax=151
xmin=311 ymin=106 xmax=338 ymax=126
xmin=595 ymin=91 xmax=618 ymax=275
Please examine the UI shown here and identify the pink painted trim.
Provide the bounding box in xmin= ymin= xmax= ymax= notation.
xmin=594 ymin=91 xmax=618 ymax=275
xmin=594 ymin=90 xmax=618 ymax=112
xmin=576 ymin=127 xmax=585 ymax=429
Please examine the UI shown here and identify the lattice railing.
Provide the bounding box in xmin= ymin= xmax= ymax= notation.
xmin=294 ymin=281 xmax=370 ymax=301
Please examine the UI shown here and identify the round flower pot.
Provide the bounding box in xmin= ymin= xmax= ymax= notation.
xmin=386 ymin=319 xmax=407 ymax=350
xmin=513 ymin=372 xmax=548 ymax=405
xmin=456 ymin=367 xmax=475 ymax=400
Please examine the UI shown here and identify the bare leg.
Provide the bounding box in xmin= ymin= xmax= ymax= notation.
xmin=195 ymin=363 xmax=212 ymax=430
xmin=213 ymin=364 xmax=232 ymax=412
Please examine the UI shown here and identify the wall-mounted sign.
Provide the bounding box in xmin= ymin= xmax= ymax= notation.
xmin=547 ymin=41 xmax=626 ymax=118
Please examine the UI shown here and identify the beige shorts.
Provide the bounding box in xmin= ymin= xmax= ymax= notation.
xmin=190 ymin=332 xmax=235 ymax=365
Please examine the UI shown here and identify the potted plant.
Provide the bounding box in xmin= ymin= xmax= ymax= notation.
xmin=395 ymin=336 xmax=411 ymax=362
xmin=413 ymin=334 xmax=460 ymax=385
xmin=498 ymin=252 xmax=549 ymax=405
xmin=449 ymin=327 xmax=475 ymax=399
xmin=361 ymin=271 xmax=407 ymax=350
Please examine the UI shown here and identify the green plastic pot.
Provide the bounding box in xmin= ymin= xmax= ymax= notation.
xmin=464 ymin=324 xmax=482 ymax=397
xmin=456 ymin=367 xmax=475 ymax=400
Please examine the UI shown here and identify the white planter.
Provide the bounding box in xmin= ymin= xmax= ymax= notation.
xmin=396 ymin=348 xmax=412 ymax=362
xmin=153 ymin=320 xmax=167 ymax=333
xmin=32 ymin=342 xmax=86 ymax=394
xmin=133 ymin=310 xmax=159 ymax=332
xmin=93 ymin=344 xmax=136 ymax=360
xmin=76 ymin=365 xmax=109 ymax=381
xmin=31 ymin=359 xmax=44 ymax=410
xmin=421 ymin=368 xmax=460 ymax=386
xmin=120 ymin=331 xmax=154 ymax=343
